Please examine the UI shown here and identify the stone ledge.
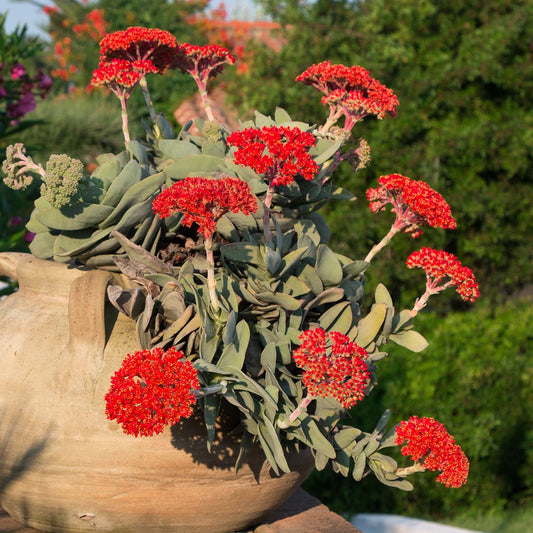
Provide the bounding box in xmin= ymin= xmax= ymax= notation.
xmin=0 ymin=489 xmax=360 ymax=533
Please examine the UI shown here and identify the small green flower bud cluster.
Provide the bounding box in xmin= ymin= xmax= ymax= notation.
xmin=201 ymin=120 xmax=223 ymax=143
xmin=41 ymin=154 xmax=85 ymax=209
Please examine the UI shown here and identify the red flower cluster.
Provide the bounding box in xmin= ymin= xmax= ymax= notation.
xmin=293 ymin=328 xmax=370 ymax=409
xmin=152 ymin=176 xmax=258 ymax=239
xmin=99 ymin=27 xmax=177 ymax=73
xmin=105 ymin=347 xmax=200 ymax=437
xmin=296 ymin=61 xmax=399 ymax=125
xmin=406 ymin=247 xmax=479 ymax=302
xmin=227 ymin=126 xmax=319 ymax=187
xmin=395 ymin=416 xmax=470 ymax=488
xmin=171 ymin=43 xmax=235 ymax=88
xmin=366 ymin=173 xmax=456 ymax=237
xmin=73 ymin=9 xmax=107 ymax=41
xmin=90 ymin=58 xmax=158 ymax=97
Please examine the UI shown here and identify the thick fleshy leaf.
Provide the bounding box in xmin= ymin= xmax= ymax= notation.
xmin=316 ymin=245 xmax=343 ymax=287
xmin=34 ymin=198 xmax=113 ymax=231
xmin=355 ymin=303 xmax=387 ymax=348
xmin=164 ymin=154 xmax=223 ymax=179
xmin=375 ymin=283 xmax=393 ymax=307
xmin=26 ymin=214 xmax=49 ymax=234
xmin=304 ymin=287 xmax=345 ymax=312
xmin=342 ymin=260 xmax=369 ymax=280
xmin=301 ymin=264 xmax=324 ymax=295
xmin=52 ymin=230 xmax=96 ymax=257
xmin=260 ymin=342 xmax=277 ymax=372
xmin=221 ymin=242 xmax=264 ymax=266
xmin=278 ymin=247 xmax=309 ymax=279
xmin=257 ymin=420 xmax=291 ymax=474
xmin=111 ymin=231 xmax=172 ymax=273
xmin=158 ymin=139 xmax=201 ymax=159
xmin=99 ymin=172 xmax=166 ymax=228
xmin=392 ymin=310 xmax=414 ymax=333
xmin=253 ymin=110 xmax=276 ymax=128
xmin=101 ymin=160 xmax=143 ymax=207
xmin=352 ymin=452 xmax=367 ymax=481
xmin=256 ymin=291 xmax=300 ymax=311
xmin=389 ymin=330 xmax=429 ymax=352
xmin=274 ymin=107 xmax=292 ymax=123
xmin=29 ymin=231 xmax=56 ymax=259
xmin=297 ymin=418 xmax=336 ymax=459
xmin=161 ymin=305 xmax=195 ymax=342
xmin=92 ymin=150 xmax=129 ymax=187
xmin=202 ymin=393 xmax=221 ymax=453
xmin=114 ymin=199 xmax=155 ymax=235
xmin=311 ymin=137 xmax=343 ymax=165
xmin=127 ymin=140 xmax=149 ymax=165
xmin=318 ymin=301 xmax=353 ymax=334
xmin=333 ymin=427 xmax=363 ymax=450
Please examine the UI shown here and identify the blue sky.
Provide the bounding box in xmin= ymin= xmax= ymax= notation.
xmin=2 ymin=0 xmax=54 ymax=38
xmin=1 ymin=0 xmax=261 ymax=39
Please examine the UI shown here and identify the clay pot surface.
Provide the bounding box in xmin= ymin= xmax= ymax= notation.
xmin=0 ymin=253 xmax=314 ymax=532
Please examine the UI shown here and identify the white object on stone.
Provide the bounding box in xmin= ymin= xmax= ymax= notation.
xmin=0 ymin=281 xmax=8 ymax=301
xmin=351 ymin=514 xmax=487 ymax=533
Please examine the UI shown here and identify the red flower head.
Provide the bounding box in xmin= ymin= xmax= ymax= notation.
xmin=152 ymin=176 xmax=258 ymax=240
xmin=296 ymin=61 xmax=398 ymax=128
xmin=227 ymin=126 xmax=319 ymax=187
xmin=171 ymin=43 xmax=235 ymax=90
xmin=395 ymin=416 xmax=470 ymax=488
xmin=406 ymin=247 xmax=480 ymax=302
xmin=90 ymin=58 xmax=158 ymax=99
xmin=366 ymin=173 xmax=456 ymax=238
xmin=105 ymin=347 xmax=200 ymax=437
xmin=99 ymin=27 xmax=177 ymax=73
xmin=293 ymin=328 xmax=370 ymax=409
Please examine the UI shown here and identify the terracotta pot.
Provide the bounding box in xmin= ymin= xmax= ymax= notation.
xmin=0 ymin=252 xmax=314 ymax=533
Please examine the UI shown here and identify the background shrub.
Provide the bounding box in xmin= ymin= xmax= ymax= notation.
xmin=304 ymin=298 xmax=533 ymax=519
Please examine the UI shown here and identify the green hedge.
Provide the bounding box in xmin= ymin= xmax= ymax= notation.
xmin=304 ymin=298 xmax=533 ymax=519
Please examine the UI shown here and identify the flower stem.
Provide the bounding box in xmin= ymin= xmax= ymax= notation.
xmin=262 ymin=185 xmax=274 ymax=244
xmin=410 ymin=280 xmax=454 ymax=317
xmin=205 ymin=236 xmax=220 ymax=312
xmin=364 ymin=225 xmax=400 ymax=263
xmin=119 ymin=96 xmax=131 ymax=145
xmin=395 ymin=463 xmax=426 ymax=477
xmin=289 ymin=395 xmax=313 ymax=423
xmin=320 ymin=107 xmax=343 ymax=134
xmin=138 ymin=76 xmax=157 ymax=122
xmin=193 ymin=75 xmax=216 ymax=122
xmin=193 ymin=381 xmax=227 ymax=398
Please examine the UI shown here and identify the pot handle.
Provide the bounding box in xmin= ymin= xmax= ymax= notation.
xmin=0 ymin=252 xmax=30 ymax=280
xmin=67 ymin=269 xmax=132 ymax=363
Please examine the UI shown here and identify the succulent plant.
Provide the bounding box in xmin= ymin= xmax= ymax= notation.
xmin=3 ymin=29 xmax=475 ymax=492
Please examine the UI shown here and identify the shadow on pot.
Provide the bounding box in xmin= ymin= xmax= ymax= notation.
xmin=169 ymin=401 xmax=280 ymax=484
xmin=0 ymin=406 xmax=51 ymax=497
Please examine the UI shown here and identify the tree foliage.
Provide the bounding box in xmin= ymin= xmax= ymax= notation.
xmin=242 ymin=0 xmax=533 ymax=308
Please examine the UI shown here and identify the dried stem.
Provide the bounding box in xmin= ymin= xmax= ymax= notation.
xmin=205 ymin=236 xmax=220 ymax=312
xmin=138 ymin=77 xmax=157 ymax=122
